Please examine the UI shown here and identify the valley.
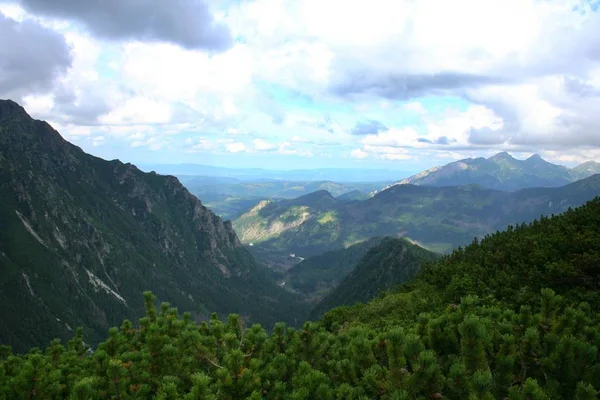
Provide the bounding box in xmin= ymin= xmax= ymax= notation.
xmin=158 ymin=151 xmax=600 ymax=310
xmin=3 ymin=1 xmax=600 ymax=396
xmin=4 ymin=98 xmax=598 ymax=356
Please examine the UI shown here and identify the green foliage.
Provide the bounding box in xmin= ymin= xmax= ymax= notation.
xmin=284 ymin=237 xmax=385 ymax=302
xmin=4 ymin=197 xmax=600 ymax=398
xmin=2 ymin=287 xmax=600 ymax=399
xmin=311 ymin=237 xmax=440 ymax=318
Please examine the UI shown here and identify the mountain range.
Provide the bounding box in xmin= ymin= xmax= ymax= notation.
xmin=391 ymin=151 xmax=600 ymax=191
xmin=0 ymin=100 xmax=307 ymax=351
xmin=177 ymin=175 xmax=389 ymax=219
xmin=234 ymin=175 xmax=600 ymax=260
xmin=4 ymin=97 xmax=600 ymax=360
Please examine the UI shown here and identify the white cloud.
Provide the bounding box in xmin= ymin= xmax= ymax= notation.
xmin=225 ymin=142 xmax=247 ymax=153
xmin=92 ymin=135 xmax=104 ymax=147
xmin=188 ymin=138 xmax=215 ymax=153
xmin=130 ymin=137 xmax=169 ymax=151
xmin=360 ymin=127 xmax=421 ymax=148
xmin=0 ymin=3 xmax=26 ymax=20
xmin=99 ymin=97 xmax=172 ymax=125
xmin=120 ymin=42 xmax=253 ymax=101
xmin=350 ymin=148 xmax=368 ymax=159
xmin=403 ymin=101 xmax=428 ymax=115
xmin=381 ymin=153 xmax=412 ymax=161
xmin=3 ymin=0 xmax=600 ymax=168
xmin=253 ymin=138 xmax=276 ymax=151
xmin=275 ymin=141 xmax=313 ymax=156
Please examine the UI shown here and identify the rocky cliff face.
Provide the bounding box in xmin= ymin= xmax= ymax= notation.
xmin=0 ymin=100 xmax=306 ymax=352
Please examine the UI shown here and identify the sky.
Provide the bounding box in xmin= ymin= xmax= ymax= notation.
xmin=1 ymin=0 xmax=600 ymax=171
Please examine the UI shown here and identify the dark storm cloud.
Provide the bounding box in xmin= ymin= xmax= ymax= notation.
xmin=351 ymin=119 xmax=387 ymax=135
xmin=18 ymin=0 xmax=232 ymax=51
xmin=0 ymin=13 xmax=72 ymax=98
xmin=332 ymin=71 xmax=503 ymax=99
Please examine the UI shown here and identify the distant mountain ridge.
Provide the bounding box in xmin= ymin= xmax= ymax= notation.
xmin=391 ymin=151 xmax=600 ymax=191
xmin=141 ymin=163 xmax=411 ymax=182
xmin=234 ymin=174 xmax=600 ymax=259
xmin=177 ymin=176 xmax=392 ymax=220
xmin=0 ymin=99 xmax=307 ymax=351
xmin=571 ymin=160 xmax=600 ymax=180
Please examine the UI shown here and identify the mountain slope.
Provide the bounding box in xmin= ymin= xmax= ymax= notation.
xmin=326 ymin=196 xmax=600 ymax=330
xmin=0 ymin=99 xmax=307 ymax=352
xmin=283 ymin=237 xmax=385 ymax=302
xmin=336 ymin=189 xmax=369 ymax=202
xmin=570 ymin=160 xmax=600 ymax=180
xmin=311 ymin=237 xmax=439 ymax=318
xmin=395 ymin=152 xmax=598 ymax=191
xmin=235 ymin=175 xmax=600 ymax=257
xmin=233 ymin=190 xmax=339 ymax=250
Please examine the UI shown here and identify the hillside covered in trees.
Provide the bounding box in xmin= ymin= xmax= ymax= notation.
xmin=282 ymin=236 xmax=386 ymax=303
xmin=0 ymin=99 xmax=308 ymax=353
xmin=2 ymin=197 xmax=600 ymax=398
xmin=311 ymin=237 xmax=440 ymax=319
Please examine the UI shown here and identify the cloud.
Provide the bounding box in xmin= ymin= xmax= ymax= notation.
xmin=253 ymin=92 xmax=286 ymax=124
xmin=0 ymin=13 xmax=72 ymax=98
xmin=225 ymin=142 xmax=247 ymax=153
xmin=417 ymin=136 xmax=456 ymax=145
xmin=275 ymin=141 xmax=313 ymax=157
xmin=350 ymin=148 xmax=368 ymax=159
xmin=351 ymin=119 xmax=387 ymax=135
xmin=332 ymin=71 xmax=503 ymax=99
xmin=51 ymin=85 xmax=112 ymax=125
xmin=463 ymin=76 xmax=600 ymax=149
xmin=231 ymin=0 xmax=600 ymax=155
xmin=188 ymin=138 xmax=215 ymax=153
xmin=253 ymin=138 xmax=276 ymax=151
xmin=403 ymin=101 xmax=428 ymax=114
xmin=100 ymin=97 xmax=173 ymax=125
xmin=3 ymin=0 xmax=600 ymax=170
xmin=17 ymin=0 xmax=232 ymax=51
xmin=361 ymin=145 xmax=413 ymax=161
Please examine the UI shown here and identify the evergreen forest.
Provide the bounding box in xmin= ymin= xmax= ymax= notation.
xmin=2 ymin=197 xmax=600 ymax=399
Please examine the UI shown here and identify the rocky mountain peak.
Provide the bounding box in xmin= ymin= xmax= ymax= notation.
xmin=489 ymin=151 xmax=515 ymax=161
xmin=526 ymin=153 xmax=543 ymax=161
